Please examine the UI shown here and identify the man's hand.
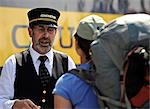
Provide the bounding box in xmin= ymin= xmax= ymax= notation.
xmin=12 ymin=99 xmax=41 ymax=109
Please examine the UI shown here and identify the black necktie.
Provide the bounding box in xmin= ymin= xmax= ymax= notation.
xmin=38 ymin=56 xmax=50 ymax=87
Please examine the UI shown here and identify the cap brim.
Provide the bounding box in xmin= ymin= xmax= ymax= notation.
xmin=38 ymin=21 xmax=58 ymax=28
xmin=29 ymin=20 xmax=58 ymax=28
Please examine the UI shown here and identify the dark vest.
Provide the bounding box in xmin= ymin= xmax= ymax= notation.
xmin=13 ymin=49 xmax=68 ymax=109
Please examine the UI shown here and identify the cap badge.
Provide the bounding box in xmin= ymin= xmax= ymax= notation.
xmin=40 ymin=14 xmax=56 ymax=19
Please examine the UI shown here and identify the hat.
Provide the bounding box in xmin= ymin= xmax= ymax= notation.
xmin=27 ymin=8 xmax=60 ymax=28
xmin=75 ymin=15 xmax=106 ymax=41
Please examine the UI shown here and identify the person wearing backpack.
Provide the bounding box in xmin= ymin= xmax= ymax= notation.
xmin=0 ymin=8 xmax=76 ymax=109
xmin=52 ymin=15 xmax=106 ymax=109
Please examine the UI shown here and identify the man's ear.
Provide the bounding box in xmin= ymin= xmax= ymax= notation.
xmin=28 ymin=27 xmax=33 ymax=37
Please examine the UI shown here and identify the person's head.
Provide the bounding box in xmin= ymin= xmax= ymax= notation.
xmin=74 ymin=15 xmax=106 ymax=63
xmin=27 ymin=8 xmax=60 ymax=54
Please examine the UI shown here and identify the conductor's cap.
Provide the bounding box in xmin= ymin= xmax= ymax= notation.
xmin=27 ymin=8 xmax=60 ymax=28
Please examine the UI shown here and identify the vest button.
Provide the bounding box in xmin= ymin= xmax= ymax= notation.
xmin=42 ymin=99 xmax=46 ymax=103
xmin=43 ymin=90 xmax=46 ymax=94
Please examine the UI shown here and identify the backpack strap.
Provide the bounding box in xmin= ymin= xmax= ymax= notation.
xmin=69 ymin=68 xmax=128 ymax=108
xmin=52 ymin=52 xmax=68 ymax=79
xmin=69 ymin=68 xmax=95 ymax=85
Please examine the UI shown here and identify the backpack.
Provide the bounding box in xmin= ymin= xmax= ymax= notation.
xmin=123 ymin=46 xmax=149 ymax=108
xmin=70 ymin=14 xmax=150 ymax=109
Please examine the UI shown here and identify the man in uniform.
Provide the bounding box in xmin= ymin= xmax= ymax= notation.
xmin=0 ymin=8 xmax=76 ymax=109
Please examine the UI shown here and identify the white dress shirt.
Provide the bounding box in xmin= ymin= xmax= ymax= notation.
xmin=0 ymin=46 xmax=76 ymax=109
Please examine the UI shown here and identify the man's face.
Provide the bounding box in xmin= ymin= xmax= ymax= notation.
xmin=28 ymin=25 xmax=57 ymax=54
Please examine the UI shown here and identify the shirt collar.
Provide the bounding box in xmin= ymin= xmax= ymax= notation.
xmin=29 ymin=45 xmax=54 ymax=63
xmin=77 ymin=63 xmax=91 ymax=70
